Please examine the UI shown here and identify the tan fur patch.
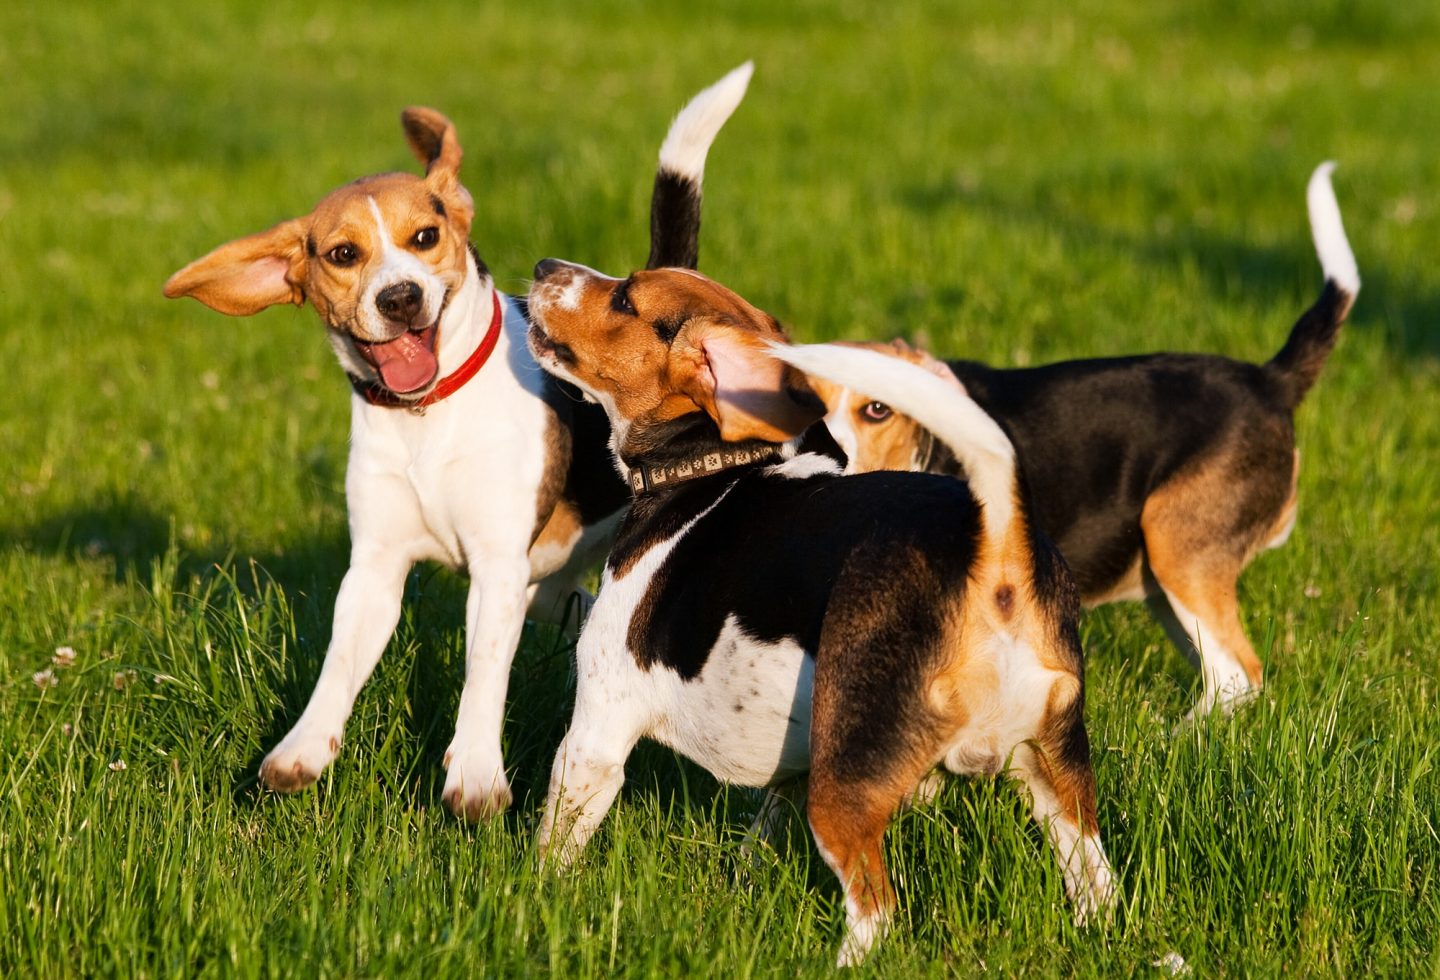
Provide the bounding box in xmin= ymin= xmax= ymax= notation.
xmin=532 ymin=499 xmax=582 ymax=559
xmin=530 ymin=411 xmax=574 ymax=546
xmin=1141 ymin=447 xmax=1280 ymax=687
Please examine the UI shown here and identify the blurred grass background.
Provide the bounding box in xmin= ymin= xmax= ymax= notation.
xmin=1 ymin=0 xmax=1437 ymax=975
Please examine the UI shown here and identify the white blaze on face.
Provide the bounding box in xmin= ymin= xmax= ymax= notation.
xmin=823 ymin=391 xmax=860 ymax=471
xmin=357 ymin=196 xmax=444 ymax=340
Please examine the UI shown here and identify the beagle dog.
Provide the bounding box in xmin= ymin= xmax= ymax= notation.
xmin=811 ymin=164 xmax=1359 ymax=717
xmin=525 ymin=263 xmax=1115 ymax=964
xmin=162 ymin=63 xmax=754 ymax=819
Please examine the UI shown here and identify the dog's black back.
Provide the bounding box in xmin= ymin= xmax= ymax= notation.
xmin=944 ymin=353 xmax=1293 ymax=596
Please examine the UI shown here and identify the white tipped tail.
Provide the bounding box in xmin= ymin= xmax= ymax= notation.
xmin=770 ymin=342 xmax=1019 ymax=535
xmin=658 ymin=61 xmax=754 ymax=181
xmin=1308 ymin=162 xmax=1360 ymax=296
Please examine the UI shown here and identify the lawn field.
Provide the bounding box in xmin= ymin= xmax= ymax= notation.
xmin=2 ymin=1 xmax=1438 ymax=975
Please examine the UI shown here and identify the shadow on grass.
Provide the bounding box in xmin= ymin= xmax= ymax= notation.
xmin=0 ymin=499 xmax=703 ymax=839
xmin=0 ymin=495 xmax=348 ymax=593
xmin=897 ymin=179 xmax=1440 ymax=361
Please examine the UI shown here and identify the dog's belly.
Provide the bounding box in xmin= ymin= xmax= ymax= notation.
xmin=651 ymin=615 xmax=813 ymax=787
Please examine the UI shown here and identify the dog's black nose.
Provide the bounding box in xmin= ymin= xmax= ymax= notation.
xmin=376 ymin=281 xmax=423 ymax=323
xmin=534 ymin=258 xmax=566 ymax=281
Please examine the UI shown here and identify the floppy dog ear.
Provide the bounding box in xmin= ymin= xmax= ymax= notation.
xmin=683 ymin=323 xmax=823 ymax=443
xmin=163 ymin=219 xmax=308 ymax=315
xmin=401 ymin=107 xmax=475 ymax=232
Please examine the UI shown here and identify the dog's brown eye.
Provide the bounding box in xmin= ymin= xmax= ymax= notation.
xmin=413 ymin=227 xmax=440 ymax=250
xmin=327 ymin=243 xmax=359 ymax=267
xmin=861 ymin=401 xmax=892 ymax=422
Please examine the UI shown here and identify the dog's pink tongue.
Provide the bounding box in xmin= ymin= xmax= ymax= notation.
xmin=369 ymin=332 xmax=438 ymax=393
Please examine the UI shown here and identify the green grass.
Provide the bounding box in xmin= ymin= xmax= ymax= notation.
xmin=2 ymin=0 xmax=1438 ymax=974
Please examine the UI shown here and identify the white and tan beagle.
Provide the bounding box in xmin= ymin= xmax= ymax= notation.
xmin=808 ymin=164 xmax=1359 ymax=718
xmin=525 ymin=262 xmax=1115 ymax=965
xmin=162 ymin=64 xmax=754 ymax=819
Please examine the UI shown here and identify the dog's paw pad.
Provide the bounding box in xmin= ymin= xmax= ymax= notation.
xmin=259 ymin=757 xmax=320 ymax=793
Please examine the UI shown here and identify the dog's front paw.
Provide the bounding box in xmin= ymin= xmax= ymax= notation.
xmin=259 ymin=727 xmax=341 ymax=792
xmin=441 ymin=746 xmax=513 ymax=821
xmin=1069 ymin=859 xmax=1118 ymax=929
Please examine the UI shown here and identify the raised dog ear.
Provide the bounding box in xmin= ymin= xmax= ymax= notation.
xmin=401 ymin=107 xmax=475 ymax=232
xmin=162 ymin=218 xmax=308 ymax=315
xmin=682 ymin=322 xmax=823 ymax=443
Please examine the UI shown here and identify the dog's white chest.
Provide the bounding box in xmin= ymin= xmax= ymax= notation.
xmin=345 ymin=315 xmax=553 ymax=572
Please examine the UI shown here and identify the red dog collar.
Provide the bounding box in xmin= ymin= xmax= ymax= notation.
xmin=353 ymin=289 xmax=503 ymax=410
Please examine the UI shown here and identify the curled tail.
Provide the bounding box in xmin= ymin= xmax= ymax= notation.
xmin=770 ymin=342 xmax=1019 ymax=538
xmin=646 ymin=61 xmax=754 ymax=271
xmin=1268 ymin=162 xmax=1361 ymax=407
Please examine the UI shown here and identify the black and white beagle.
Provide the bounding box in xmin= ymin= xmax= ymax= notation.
xmin=525 ymin=263 xmax=1115 ymax=964
xmin=162 ymin=64 xmax=753 ymax=819
xmin=808 ymin=163 xmax=1359 ymax=718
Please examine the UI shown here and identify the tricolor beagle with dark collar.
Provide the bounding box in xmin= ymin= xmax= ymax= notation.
xmin=162 ymin=64 xmax=754 ymax=819
xmin=811 ymin=164 xmax=1359 ymax=718
xmin=525 ymin=263 xmax=1115 ymax=964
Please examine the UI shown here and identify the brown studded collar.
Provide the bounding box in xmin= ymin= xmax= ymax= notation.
xmin=627 ymin=443 xmax=784 ymax=494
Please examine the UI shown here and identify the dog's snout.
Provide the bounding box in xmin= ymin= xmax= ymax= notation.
xmin=376 ymin=281 xmax=424 ymax=324
xmin=534 ymin=258 xmax=567 ymax=281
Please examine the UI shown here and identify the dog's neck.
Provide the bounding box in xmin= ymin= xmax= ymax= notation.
xmin=602 ymin=413 xmax=786 ymax=576
xmin=432 ymin=246 xmax=495 ymax=375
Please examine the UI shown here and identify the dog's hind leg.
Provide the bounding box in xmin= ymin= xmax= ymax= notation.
xmin=1009 ymin=674 xmax=1116 ymax=926
xmin=260 ymin=551 xmax=412 ymax=792
xmin=1142 ymin=501 xmax=1263 ymax=716
xmin=1141 ymin=456 xmax=1278 ymax=717
xmin=807 ymin=754 xmax=939 ymax=967
xmin=740 ymin=778 xmax=808 ymax=864
xmin=526 ymin=511 xmax=623 ymax=636
xmin=1147 ymin=577 xmax=1260 ymax=719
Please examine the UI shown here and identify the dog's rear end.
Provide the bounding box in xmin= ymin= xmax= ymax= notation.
xmin=774 ymin=344 xmax=1114 ymax=960
xmin=810 ymin=163 xmax=1359 ymax=717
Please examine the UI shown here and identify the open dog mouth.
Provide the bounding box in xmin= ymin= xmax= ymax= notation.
xmin=355 ymin=323 xmax=440 ymax=394
xmin=527 ymin=322 xmax=577 ymax=368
